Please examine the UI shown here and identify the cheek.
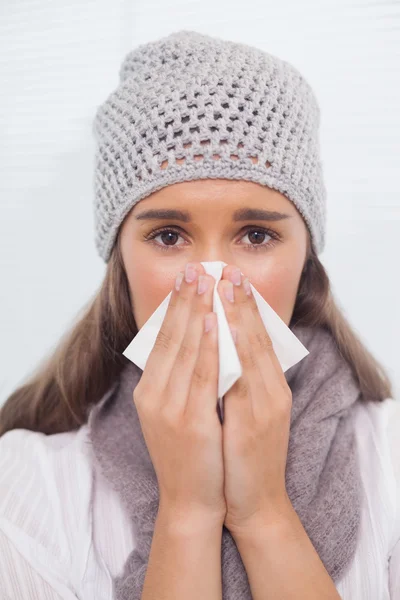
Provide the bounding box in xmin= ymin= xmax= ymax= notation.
xmin=128 ymin=261 xmax=177 ymax=327
xmin=248 ymin=261 xmax=301 ymax=322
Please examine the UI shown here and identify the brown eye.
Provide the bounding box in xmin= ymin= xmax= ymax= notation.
xmin=144 ymin=227 xmax=187 ymax=252
xmin=160 ymin=231 xmax=179 ymax=245
xmin=247 ymin=230 xmax=267 ymax=245
xmin=240 ymin=227 xmax=280 ymax=252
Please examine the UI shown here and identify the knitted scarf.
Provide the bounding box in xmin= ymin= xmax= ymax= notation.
xmin=87 ymin=324 xmax=363 ymax=598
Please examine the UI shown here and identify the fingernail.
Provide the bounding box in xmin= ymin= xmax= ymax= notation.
xmin=243 ymin=277 xmax=252 ymax=296
xmin=197 ymin=275 xmax=209 ymax=295
xmin=230 ymin=268 xmax=241 ymax=286
xmin=224 ymin=281 xmax=234 ymax=303
xmin=185 ymin=263 xmax=198 ymax=283
xmin=175 ymin=272 xmax=184 ymax=291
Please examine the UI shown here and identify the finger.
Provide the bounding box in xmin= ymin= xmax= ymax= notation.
xmin=141 ymin=262 xmax=206 ymax=391
xmin=216 ymin=278 xmax=259 ymax=421
xmin=221 ymin=265 xmax=288 ymax=391
xmin=239 ymin=279 xmax=289 ymax=392
xmin=166 ymin=273 xmax=217 ymax=413
xmin=219 ymin=276 xmax=287 ymax=419
xmin=221 ymin=263 xmax=246 ymax=285
xmin=185 ymin=310 xmax=219 ymax=422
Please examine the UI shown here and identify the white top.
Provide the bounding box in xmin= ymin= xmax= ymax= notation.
xmin=0 ymin=398 xmax=399 ymax=599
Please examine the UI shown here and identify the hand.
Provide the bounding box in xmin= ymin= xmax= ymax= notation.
xmin=217 ymin=264 xmax=294 ymax=537
xmin=133 ymin=262 xmax=226 ymax=528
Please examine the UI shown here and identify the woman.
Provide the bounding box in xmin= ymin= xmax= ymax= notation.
xmin=0 ymin=30 xmax=398 ymax=599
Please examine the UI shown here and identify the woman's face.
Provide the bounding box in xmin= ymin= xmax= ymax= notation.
xmin=119 ymin=179 xmax=309 ymax=329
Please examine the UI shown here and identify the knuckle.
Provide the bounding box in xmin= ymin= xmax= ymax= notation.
xmin=132 ymin=386 xmax=142 ymax=407
xmin=276 ymin=400 xmax=291 ymax=422
xmin=133 ymin=390 xmax=154 ymax=420
xmin=241 ymin=347 xmax=258 ymax=370
xmin=249 ymin=295 xmax=259 ymax=312
xmin=235 ymin=377 xmax=249 ymax=398
xmin=132 ymin=381 xmax=147 ymax=406
xmin=176 ymin=341 xmax=196 ymax=364
xmin=167 ymin=292 xmax=179 ymax=308
xmin=178 ymin=285 xmax=191 ymax=301
xmin=133 ymin=382 xmax=164 ymax=416
xmin=283 ymin=383 xmax=292 ymax=402
xmin=253 ymin=330 xmax=273 ymax=352
xmin=237 ymin=292 xmax=248 ymax=306
xmin=282 ymin=388 xmax=293 ymax=412
xmin=154 ymin=328 xmax=173 ymax=352
xmin=271 ymin=388 xmax=292 ymax=419
xmin=191 ymin=364 xmax=210 ymax=389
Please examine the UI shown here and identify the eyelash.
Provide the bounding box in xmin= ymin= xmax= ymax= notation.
xmin=143 ymin=225 xmax=281 ymax=253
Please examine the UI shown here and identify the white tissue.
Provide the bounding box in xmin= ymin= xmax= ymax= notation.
xmin=123 ymin=261 xmax=309 ymax=420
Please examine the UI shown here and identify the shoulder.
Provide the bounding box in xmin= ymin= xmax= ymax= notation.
xmin=384 ymin=398 xmax=400 ymax=474
xmin=353 ymin=398 xmax=400 ymax=553
xmin=0 ymin=425 xmax=94 ymax=583
xmin=356 ymin=397 xmax=400 ymax=483
xmin=385 ymin=399 xmax=400 ymax=554
xmin=353 ymin=397 xmax=400 ymax=489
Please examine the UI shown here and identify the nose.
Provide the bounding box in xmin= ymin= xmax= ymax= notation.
xmin=193 ymin=253 xmax=228 ymax=264
xmin=190 ymin=246 xmax=237 ymax=267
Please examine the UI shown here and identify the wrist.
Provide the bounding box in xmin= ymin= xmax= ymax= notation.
xmin=157 ymin=503 xmax=225 ymax=537
xmin=227 ymin=501 xmax=297 ymax=544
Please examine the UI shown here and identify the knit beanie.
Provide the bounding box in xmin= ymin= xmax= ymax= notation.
xmin=92 ymin=30 xmax=327 ymax=263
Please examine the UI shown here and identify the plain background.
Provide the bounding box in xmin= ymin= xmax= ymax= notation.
xmin=1 ymin=0 xmax=399 ymax=411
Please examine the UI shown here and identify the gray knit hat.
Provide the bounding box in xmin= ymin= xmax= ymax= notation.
xmin=92 ymin=30 xmax=327 ymax=262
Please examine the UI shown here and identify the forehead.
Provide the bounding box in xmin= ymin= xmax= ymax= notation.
xmin=130 ymin=179 xmax=297 ymax=217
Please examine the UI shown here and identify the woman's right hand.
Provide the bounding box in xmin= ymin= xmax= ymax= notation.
xmin=132 ymin=262 xmax=225 ymax=528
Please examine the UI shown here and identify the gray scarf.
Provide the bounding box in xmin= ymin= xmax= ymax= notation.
xmin=87 ymin=324 xmax=363 ymax=598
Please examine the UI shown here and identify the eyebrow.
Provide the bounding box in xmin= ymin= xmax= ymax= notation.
xmin=135 ymin=208 xmax=292 ymax=222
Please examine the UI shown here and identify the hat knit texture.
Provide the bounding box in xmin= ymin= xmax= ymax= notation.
xmin=92 ymin=30 xmax=327 ymax=262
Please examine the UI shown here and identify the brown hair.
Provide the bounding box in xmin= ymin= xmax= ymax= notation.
xmin=0 ymin=231 xmax=393 ymax=437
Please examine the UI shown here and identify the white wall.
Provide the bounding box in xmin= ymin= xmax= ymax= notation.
xmin=1 ymin=0 xmax=399 ymax=405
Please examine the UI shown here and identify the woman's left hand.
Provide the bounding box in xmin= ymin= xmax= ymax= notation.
xmin=217 ymin=264 xmax=294 ymax=538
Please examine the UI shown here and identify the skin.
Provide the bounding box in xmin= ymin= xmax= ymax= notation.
xmin=119 ymin=178 xmax=309 ymax=328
